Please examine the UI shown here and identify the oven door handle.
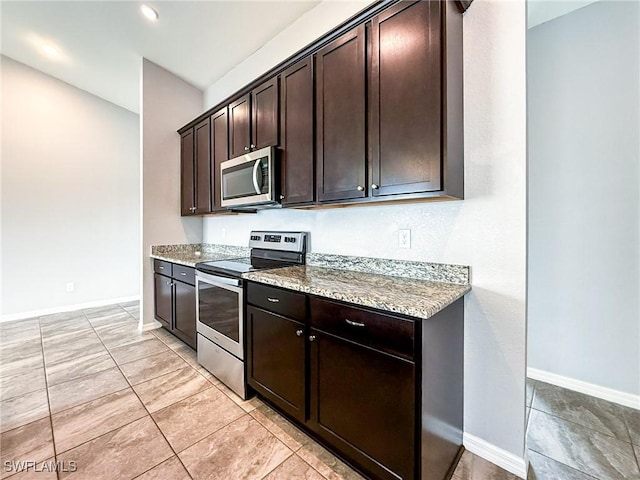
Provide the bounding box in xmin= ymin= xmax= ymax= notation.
xmin=252 ymin=159 xmax=262 ymax=194
xmin=196 ymin=274 xmax=242 ymax=290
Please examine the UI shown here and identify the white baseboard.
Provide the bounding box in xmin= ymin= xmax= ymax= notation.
xmin=463 ymin=433 xmax=528 ymax=479
xmin=0 ymin=296 xmax=140 ymax=323
xmin=527 ymin=367 xmax=640 ymax=410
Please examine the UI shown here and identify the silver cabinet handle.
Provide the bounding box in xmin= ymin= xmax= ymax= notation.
xmin=250 ymin=144 xmax=256 ymax=149
xmin=371 ymin=184 xmax=379 ymax=189
xmin=159 ymin=266 xmax=164 ymax=270
xmin=309 ymin=335 xmax=316 ymax=342
xmin=296 ymin=329 xmax=303 ymax=337
xmin=345 ymin=319 xmax=365 ymax=327
xmin=189 ymin=206 xmax=196 ymax=212
xmin=180 ymin=272 xmax=187 ymax=276
xmin=267 ymin=297 xmax=280 ymax=303
xmin=356 ymin=185 xmax=364 ymax=191
xmin=244 ymin=146 xmax=250 ymax=151
xmin=166 ymin=281 xmax=172 ymax=286
xmin=280 ymin=194 xmax=285 ymax=200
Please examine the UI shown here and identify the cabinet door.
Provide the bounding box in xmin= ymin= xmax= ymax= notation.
xmin=370 ymin=0 xmax=442 ymax=197
xmin=309 ymin=329 xmax=415 ymax=480
xmin=252 ymin=78 xmax=279 ymax=150
xmin=211 ymin=107 xmax=229 ymax=212
xmin=194 ymin=118 xmax=212 ymax=214
xmin=174 ymin=281 xmax=196 ymax=349
xmin=316 ymin=25 xmax=367 ymax=202
xmin=154 ymin=273 xmax=173 ymax=329
xmin=180 ymin=129 xmax=195 ymax=215
xmin=280 ymin=57 xmax=314 ymax=206
xmin=247 ymin=306 xmax=306 ymax=422
xmin=229 ymin=94 xmax=251 ymax=159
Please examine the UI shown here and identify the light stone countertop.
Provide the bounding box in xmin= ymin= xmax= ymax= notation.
xmin=150 ymin=243 xmax=249 ymax=267
xmin=243 ymin=265 xmax=471 ymax=321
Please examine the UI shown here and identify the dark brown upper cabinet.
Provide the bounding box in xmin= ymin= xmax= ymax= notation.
xmin=180 ymin=129 xmax=195 ymax=216
xmin=179 ymin=0 xmax=465 ymax=208
xmin=280 ymin=57 xmax=315 ymax=206
xmin=210 ymin=107 xmax=228 ymax=212
xmin=315 ymin=25 xmax=367 ymax=203
xmin=229 ymin=94 xmax=250 ymax=159
xmin=252 ymin=77 xmax=279 ymax=151
xmin=228 ymin=77 xmax=279 ymax=159
xmin=369 ymin=0 xmax=442 ymax=198
xmin=194 ymin=117 xmax=212 ymax=214
xmin=180 ymin=119 xmax=212 ymax=216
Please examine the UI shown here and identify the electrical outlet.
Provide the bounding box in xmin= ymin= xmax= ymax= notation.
xmin=398 ymin=229 xmax=411 ymax=249
xmin=66 ymin=282 xmax=75 ymax=292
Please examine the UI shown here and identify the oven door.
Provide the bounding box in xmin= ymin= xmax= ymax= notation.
xmin=220 ymin=146 xmax=274 ymax=208
xmin=195 ymin=272 xmax=244 ymax=359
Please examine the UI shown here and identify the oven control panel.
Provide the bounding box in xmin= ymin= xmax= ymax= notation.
xmin=249 ymin=231 xmax=307 ymax=253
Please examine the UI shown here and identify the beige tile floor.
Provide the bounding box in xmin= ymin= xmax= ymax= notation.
xmin=0 ymin=302 xmax=515 ymax=480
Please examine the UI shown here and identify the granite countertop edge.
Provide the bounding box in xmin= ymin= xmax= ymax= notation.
xmin=242 ymin=266 xmax=471 ymax=321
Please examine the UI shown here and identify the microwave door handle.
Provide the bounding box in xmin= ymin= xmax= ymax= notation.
xmin=252 ymin=159 xmax=262 ymax=194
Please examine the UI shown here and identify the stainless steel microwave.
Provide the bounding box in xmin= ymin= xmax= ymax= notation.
xmin=220 ymin=146 xmax=276 ymax=208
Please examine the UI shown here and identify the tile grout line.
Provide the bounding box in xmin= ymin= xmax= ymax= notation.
xmin=528 ymin=449 xmax=601 ymax=480
xmin=529 ymin=404 xmax=636 ymax=446
xmin=36 ymin=315 xmax=61 ymax=480
xmin=626 ymin=421 xmax=640 ymax=474
xmin=85 ymin=304 xmax=195 ymax=480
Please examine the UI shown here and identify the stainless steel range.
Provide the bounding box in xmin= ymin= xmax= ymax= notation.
xmin=195 ymin=231 xmax=307 ymax=399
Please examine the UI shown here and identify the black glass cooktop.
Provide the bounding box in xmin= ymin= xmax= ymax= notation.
xmin=195 ymin=258 xmax=261 ymax=278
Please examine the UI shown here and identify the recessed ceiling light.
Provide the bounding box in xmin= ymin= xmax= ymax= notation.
xmin=140 ymin=4 xmax=159 ymax=22
xmin=42 ymin=43 xmax=60 ymax=58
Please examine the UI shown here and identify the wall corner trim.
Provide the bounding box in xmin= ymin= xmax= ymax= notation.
xmin=140 ymin=320 xmax=162 ymax=332
xmin=463 ymin=433 xmax=528 ymax=479
xmin=527 ymin=368 xmax=640 ymax=411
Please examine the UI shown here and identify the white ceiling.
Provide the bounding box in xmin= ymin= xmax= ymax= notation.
xmin=1 ymin=1 xmax=321 ymax=113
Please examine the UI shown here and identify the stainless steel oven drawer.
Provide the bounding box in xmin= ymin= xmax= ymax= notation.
xmin=197 ymin=334 xmax=246 ymax=399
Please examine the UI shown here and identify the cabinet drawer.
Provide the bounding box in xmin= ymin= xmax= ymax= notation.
xmin=247 ymin=283 xmax=306 ymax=322
xmin=154 ymin=259 xmax=172 ymax=276
xmin=310 ymin=297 xmax=414 ymax=360
xmin=172 ymin=264 xmax=195 ymax=285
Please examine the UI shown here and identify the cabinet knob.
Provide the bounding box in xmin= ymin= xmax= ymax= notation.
xmin=267 ymin=297 xmax=280 ymax=303
xmin=190 ymin=207 xmax=196 ymax=212
xmin=280 ymin=195 xmax=285 ymax=200
xmin=250 ymin=144 xmax=256 ymax=149
xmin=356 ymin=185 xmax=364 ymax=192
xmin=166 ymin=281 xmax=172 ymax=286
xmin=244 ymin=146 xmax=250 ymax=151
xmin=296 ymin=329 xmax=303 ymax=337
xmin=180 ymin=272 xmax=187 ymax=276
xmin=308 ymin=335 xmax=316 ymax=342
xmin=371 ymin=184 xmax=379 ymax=190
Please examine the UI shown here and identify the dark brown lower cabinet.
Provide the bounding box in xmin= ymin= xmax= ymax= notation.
xmin=246 ymin=306 xmax=306 ymax=422
xmin=309 ymin=329 xmax=415 ymax=480
xmin=174 ymin=281 xmax=196 ymax=347
xmin=246 ymin=281 xmax=464 ymax=480
xmin=153 ymin=273 xmax=172 ymax=329
xmin=153 ymin=260 xmax=196 ymax=349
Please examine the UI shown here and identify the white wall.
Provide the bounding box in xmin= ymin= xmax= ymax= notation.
xmin=141 ymin=59 xmax=203 ymax=328
xmin=0 ymin=56 xmax=140 ymax=319
xmin=528 ymin=1 xmax=640 ymax=397
xmin=202 ymin=0 xmax=528 ymax=468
